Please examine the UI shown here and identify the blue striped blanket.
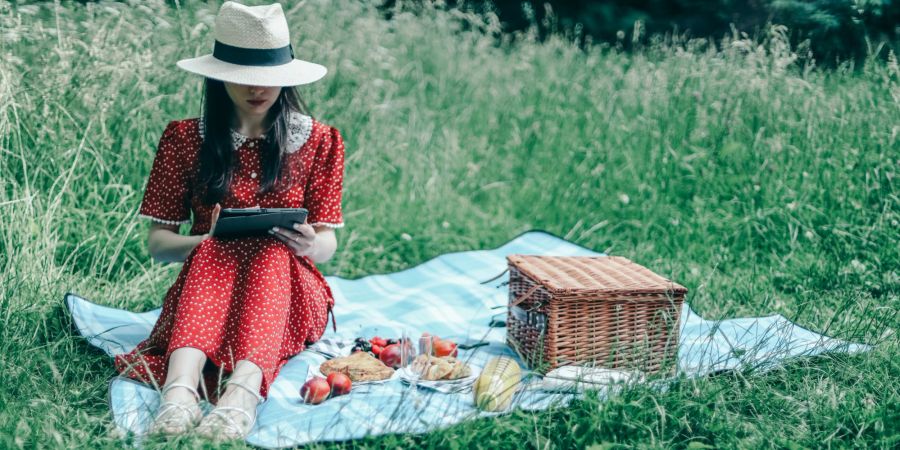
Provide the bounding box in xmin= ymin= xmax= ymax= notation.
xmin=65 ymin=231 xmax=868 ymax=448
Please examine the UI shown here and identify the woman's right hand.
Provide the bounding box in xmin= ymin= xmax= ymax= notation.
xmin=202 ymin=203 xmax=222 ymax=241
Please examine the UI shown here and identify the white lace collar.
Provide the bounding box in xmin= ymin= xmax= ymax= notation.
xmin=197 ymin=110 xmax=313 ymax=153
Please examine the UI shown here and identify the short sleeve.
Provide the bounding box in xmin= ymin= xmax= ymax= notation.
xmin=137 ymin=121 xmax=192 ymax=225
xmin=303 ymin=125 xmax=345 ymax=228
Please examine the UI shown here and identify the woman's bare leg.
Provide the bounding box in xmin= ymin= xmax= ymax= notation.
xmin=217 ymin=360 xmax=263 ymax=420
xmin=195 ymin=359 xmax=263 ymax=438
xmin=149 ymin=347 xmax=207 ymax=434
xmin=161 ymin=347 xmax=206 ymax=403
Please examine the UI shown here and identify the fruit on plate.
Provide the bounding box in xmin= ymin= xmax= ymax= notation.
xmin=433 ymin=339 xmax=458 ymax=357
xmin=351 ymin=336 xmax=405 ymax=354
xmin=350 ymin=338 xmax=372 ymax=354
xmin=473 ymin=356 xmax=521 ymax=412
xmin=379 ymin=343 xmax=403 ymax=368
xmin=326 ymin=372 xmax=352 ymax=396
xmin=301 ymin=377 xmax=331 ymax=404
xmin=320 ymin=351 xmax=395 ymax=382
xmin=419 ymin=333 xmax=458 ymax=357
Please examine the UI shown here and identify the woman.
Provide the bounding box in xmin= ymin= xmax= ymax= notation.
xmin=114 ymin=2 xmax=344 ymax=440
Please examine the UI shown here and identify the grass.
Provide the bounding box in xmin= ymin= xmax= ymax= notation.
xmin=1 ymin=0 xmax=898 ymax=448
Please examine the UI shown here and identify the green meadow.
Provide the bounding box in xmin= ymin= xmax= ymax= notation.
xmin=1 ymin=0 xmax=897 ymax=448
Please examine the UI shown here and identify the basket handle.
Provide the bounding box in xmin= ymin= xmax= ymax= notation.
xmin=480 ymin=268 xmax=509 ymax=285
xmin=510 ymin=284 xmax=540 ymax=308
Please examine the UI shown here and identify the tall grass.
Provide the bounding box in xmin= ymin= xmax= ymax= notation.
xmin=0 ymin=0 xmax=897 ymax=448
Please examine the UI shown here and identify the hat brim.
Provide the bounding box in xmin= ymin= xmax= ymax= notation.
xmin=176 ymin=55 xmax=327 ymax=87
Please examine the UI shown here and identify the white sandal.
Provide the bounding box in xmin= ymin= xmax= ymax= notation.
xmin=148 ymin=381 xmax=203 ymax=436
xmin=195 ymin=379 xmax=264 ymax=441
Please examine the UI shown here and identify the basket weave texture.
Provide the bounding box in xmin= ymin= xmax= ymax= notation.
xmin=506 ymin=255 xmax=687 ymax=374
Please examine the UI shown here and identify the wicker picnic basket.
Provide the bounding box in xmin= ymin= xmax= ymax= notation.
xmin=505 ymin=255 xmax=687 ymax=375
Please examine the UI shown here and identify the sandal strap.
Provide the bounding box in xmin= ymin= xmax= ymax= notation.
xmin=155 ymin=401 xmax=201 ymax=421
xmin=225 ymin=379 xmax=264 ymax=404
xmin=151 ymin=401 xmax=202 ymax=436
xmin=205 ymin=406 xmax=255 ymax=437
xmin=161 ymin=381 xmax=200 ymax=401
xmin=209 ymin=406 xmax=254 ymax=424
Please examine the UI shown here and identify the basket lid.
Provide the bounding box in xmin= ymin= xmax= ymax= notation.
xmin=506 ymin=255 xmax=688 ymax=296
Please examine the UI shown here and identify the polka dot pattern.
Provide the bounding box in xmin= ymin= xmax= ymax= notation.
xmin=117 ymin=116 xmax=345 ymax=399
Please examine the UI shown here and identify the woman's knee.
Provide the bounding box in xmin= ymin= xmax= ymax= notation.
xmin=247 ymin=238 xmax=293 ymax=268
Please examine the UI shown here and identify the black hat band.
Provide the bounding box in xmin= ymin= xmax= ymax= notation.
xmin=213 ymin=40 xmax=294 ymax=66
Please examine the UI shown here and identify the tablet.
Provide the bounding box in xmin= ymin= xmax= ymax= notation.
xmin=212 ymin=207 xmax=309 ymax=239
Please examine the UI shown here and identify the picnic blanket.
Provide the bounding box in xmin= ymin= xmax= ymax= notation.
xmin=65 ymin=230 xmax=870 ymax=448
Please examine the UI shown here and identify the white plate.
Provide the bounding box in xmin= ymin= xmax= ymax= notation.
xmin=396 ymin=364 xmax=480 ymax=389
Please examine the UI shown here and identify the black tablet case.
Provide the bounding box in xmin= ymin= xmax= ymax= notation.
xmin=213 ymin=208 xmax=309 ymax=239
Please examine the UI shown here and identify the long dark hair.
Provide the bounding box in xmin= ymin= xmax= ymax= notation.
xmin=197 ymin=78 xmax=313 ymax=205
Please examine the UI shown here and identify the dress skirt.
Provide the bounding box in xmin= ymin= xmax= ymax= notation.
xmin=114 ymin=236 xmax=334 ymax=400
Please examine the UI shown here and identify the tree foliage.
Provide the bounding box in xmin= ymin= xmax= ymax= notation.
xmin=440 ymin=0 xmax=900 ymax=65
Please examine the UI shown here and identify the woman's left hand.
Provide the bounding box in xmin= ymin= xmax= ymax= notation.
xmin=270 ymin=219 xmax=317 ymax=257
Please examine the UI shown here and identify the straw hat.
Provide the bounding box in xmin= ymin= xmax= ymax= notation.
xmin=176 ymin=1 xmax=327 ymax=87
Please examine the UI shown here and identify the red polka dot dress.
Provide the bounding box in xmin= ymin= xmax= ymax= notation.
xmin=114 ymin=111 xmax=345 ymax=400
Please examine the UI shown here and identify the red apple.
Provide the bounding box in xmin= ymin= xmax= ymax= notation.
xmin=434 ymin=339 xmax=458 ymax=357
xmin=300 ymin=377 xmax=331 ymax=404
xmin=380 ymin=343 xmax=403 ymax=368
xmin=326 ymin=372 xmax=352 ymax=396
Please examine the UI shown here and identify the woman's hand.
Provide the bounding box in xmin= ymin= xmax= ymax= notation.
xmin=202 ymin=203 xmax=222 ymax=241
xmin=270 ymin=218 xmax=317 ymax=257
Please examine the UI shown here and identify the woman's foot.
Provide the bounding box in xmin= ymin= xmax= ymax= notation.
xmin=148 ymin=382 xmax=202 ymax=436
xmin=195 ymin=379 xmax=263 ymax=441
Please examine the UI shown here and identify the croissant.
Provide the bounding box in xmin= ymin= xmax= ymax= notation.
xmin=410 ymin=354 xmax=471 ymax=381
